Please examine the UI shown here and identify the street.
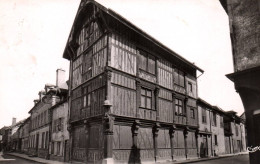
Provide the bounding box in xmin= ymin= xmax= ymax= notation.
xmin=190 ymin=154 xmax=249 ymax=164
xmin=0 ymin=154 xmax=40 ymax=164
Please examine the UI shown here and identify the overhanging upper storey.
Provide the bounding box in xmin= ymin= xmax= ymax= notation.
xmin=62 ymin=0 xmax=203 ymax=74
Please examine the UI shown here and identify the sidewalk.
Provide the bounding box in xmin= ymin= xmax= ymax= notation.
xmin=0 ymin=151 xmax=15 ymax=161
xmin=6 ymin=152 xmax=70 ymax=164
xmin=169 ymin=151 xmax=249 ymax=164
xmin=6 ymin=151 xmax=249 ymax=164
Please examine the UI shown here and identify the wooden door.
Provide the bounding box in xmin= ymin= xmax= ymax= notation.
xmin=36 ymin=133 xmax=39 ymax=153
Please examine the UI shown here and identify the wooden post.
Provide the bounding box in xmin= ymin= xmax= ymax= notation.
xmin=184 ymin=96 xmax=189 ymax=125
xmin=131 ymin=120 xmax=140 ymax=163
xmin=183 ymin=127 xmax=189 ymax=159
xmin=103 ymin=113 xmax=114 ymax=164
xmin=195 ymin=130 xmax=199 ymax=157
xmin=67 ymin=123 xmax=73 ymax=162
xmin=155 ymin=86 xmax=160 ymax=121
xmin=153 ymin=123 xmax=160 ymax=162
xmin=169 ymin=125 xmax=176 ymax=161
xmin=84 ymin=119 xmax=89 ymax=163
xmin=172 ymin=92 xmax=176 ymax=124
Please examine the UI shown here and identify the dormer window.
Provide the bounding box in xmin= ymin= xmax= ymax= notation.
xmin=138 ymin=50 xmax=155 ymax=74
xmin=174 ymin=69 xmax=185 ymax=87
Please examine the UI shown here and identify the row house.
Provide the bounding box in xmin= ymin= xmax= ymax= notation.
xmin=197 ymin=98 xmax=225 ymax=158
xmin=49 ymin=101 xmax=69 ymax=162
xmin=18 ymin=117 xmax=31 ymax=154
xmin=198 ymin=98 xmax=247 ymax=158
xmin=224 ymin=111 xmax=246 ymax=154
xmin=28 ymin=69 xmax=68 ymax=158
xmin=62 ymin=0 xmax=203 ymax=163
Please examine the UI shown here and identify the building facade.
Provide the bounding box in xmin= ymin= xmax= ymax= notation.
xmin=28 ymin=69 xmax=68 ymax=158
xmin=224 ymin=111 xmax=247 ymax=154
xmin=63 ymin=1 xmax=203 ymax=163
xmin=197 ymin=99 xmax=225 ymax=158
xmin=19 ymin=117 xmax=30 ymax=154
xmin=50 ymin=101 xmax=69 ymax=162
xmin=219 ymin=1 xmax=260 ymax=163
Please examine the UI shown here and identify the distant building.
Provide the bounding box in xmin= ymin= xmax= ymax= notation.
xmin=28 ymin=69 xmax=68 ymax=158
xmin=223 ymin=111 xmax=246 ymax=154
xmin=18 ymin=117 xmax=31 ymax=153
xmin=197 ymin=98 xmax=225 ymax=158
xmin=49 ymin=101 xmax=69 ymax=162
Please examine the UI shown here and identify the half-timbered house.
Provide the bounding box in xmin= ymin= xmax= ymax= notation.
xmin=63 ymin=1 xmax=203 ymax=163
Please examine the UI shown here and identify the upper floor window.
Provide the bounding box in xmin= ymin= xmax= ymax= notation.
xmin=235 ymin=125 xmax=239 ymax=136
xmin=140 ymin=87 xmax=152 ymax=109
xmin=202 ymin=107 xmax=207 ymax=123
xmin=188 ymin=82 xmax=192 ymax=92
xmin=212 ymin=112 xmax=217 ymax=126
xmin=220 ymin=116 xmax=224 ymax=128
xmin=175 ymin=99 xmax=184 ymax=116
xmin=174 ymin=69 xmax=185 ymax=87
xmin=138 ymin=50 xmax=156 ymax=74
xmin=214 ymin=135 xmax=218 ymax=145
xmin=190 ymin=108 xmax=195 ymax=119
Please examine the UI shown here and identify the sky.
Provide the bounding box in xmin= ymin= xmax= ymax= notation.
xmin=0 ymin=0 xmax=244 ymax=128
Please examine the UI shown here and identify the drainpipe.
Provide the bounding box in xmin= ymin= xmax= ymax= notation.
xmin=209 ymin=110 xmax=213 ymax=157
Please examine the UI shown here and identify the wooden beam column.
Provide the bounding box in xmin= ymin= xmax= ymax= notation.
xmin=84 ymin=119 xmax=89 ymax=163
xmin=183 ymin=127 xmax=189 ymax=159
xmin=103 ymin=114 xmax=114 ymax=164
xmin=131 ymin=120 xmax=140 ymax=163
xmin=153 ymin=123 xmax=160 ymax=162
xmin=169 ymin=125 xmax=176 ymax=161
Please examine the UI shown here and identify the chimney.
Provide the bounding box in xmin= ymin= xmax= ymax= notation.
xmin=38 ymin=90 xmax=46 ymax=101
xmin=34 ymin=99 xmax=39 ymax=105
xmin=56 ymin=69 xmax=66 ymax=88
xmin=12 ymin=118 xmax=16 ymax=126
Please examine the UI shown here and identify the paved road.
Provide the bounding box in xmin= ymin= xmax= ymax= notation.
xmin=190 ymin=154 xmax=249 ymax=164
xmin=0 ymin=154 xmax=40 ymax=164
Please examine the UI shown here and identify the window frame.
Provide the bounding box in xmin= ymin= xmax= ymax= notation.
xmin=202 ymin=107 xmax=207 ymax=124
xmin=175 ymin=98 xmax=185 ymax=116
xmin=190 ymin=108 xmax=195 ymax=119
xmin=174 ymin=69 xmax=185 ymax=88
xmin=214 ymin=135 xmax=218 ymax=145
xmin=140 ymin=87 xmax=153 ymax=110
xmin=138 ymin=49 xmax=156 ymax=75
xmin=212 ymin=112 xmax=217 ymax=126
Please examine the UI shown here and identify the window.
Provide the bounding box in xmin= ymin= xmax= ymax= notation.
xmin=138 ymin=50 xmax=156 ymax=74
xmin=220 ymin=116 xmax=224 ymax=128
xmin=190 ymin=108 xmax=195 ymax=119
xmin=51 ymin=142 xmax=54 ymax=154
xmin=188 ymin=82 xmax=192 ymax=92
xmin=202 ymin=107 xmax=207 ymax=123
xmin=212 ymin=112 xmax=217 ymax=126
xmin=42 ymin=132 xmax=45 ymax=148
xmin=45 ymin=131 xmax=48 ymax=149
xmin=214 ymin=135 xmax=218 ymax=145
xmin=175 ymin=99 xmax=184 ymax=116
xmin=140 ymin=88 xmax=152 ymax=109
xmin=174 ymin=69 xmax=185 ymax=87
xmin=235 ymin=125 xmax=239 ymax=136
xmin=57 ymin=142 xmax=61 ymax=156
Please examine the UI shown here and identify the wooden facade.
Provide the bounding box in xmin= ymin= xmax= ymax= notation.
xmin=63 ymin=1 xmax=203 ymax=163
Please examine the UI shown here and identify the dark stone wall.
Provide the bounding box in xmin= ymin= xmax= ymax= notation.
xmin=227 ymin=0 xmax=260 ymax=72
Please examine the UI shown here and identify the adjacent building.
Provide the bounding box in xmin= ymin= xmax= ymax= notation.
xmin=62 ymin=0 xmax=203 ymax=163
xmin=197 ymin=98 xmax=225 ymax=158
xmin=28 ymin=69 xmax=68 ymax=158
xmin=219 ymin=1 xmax=260 ymax=163
xmin=49 ymin=101 xmax=69 ymax=162
xmin=18 ymin=117 xmax=31 ymax=154
xmin=224 ymin=111 xmax=246 ymax=154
